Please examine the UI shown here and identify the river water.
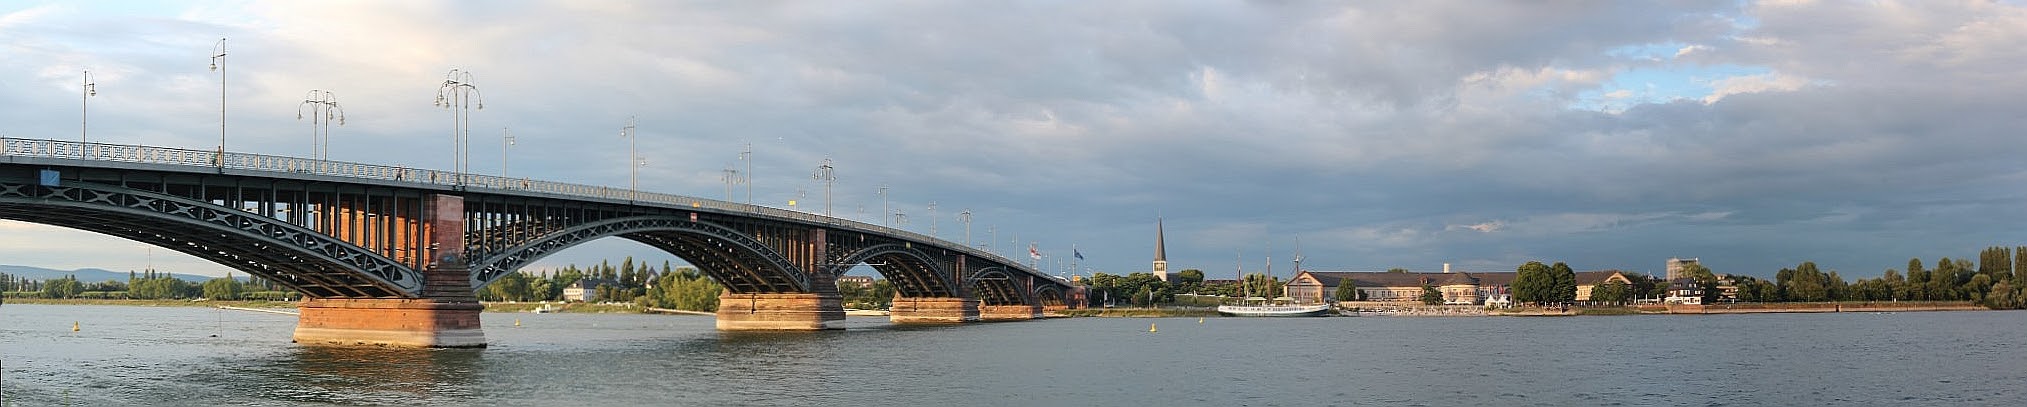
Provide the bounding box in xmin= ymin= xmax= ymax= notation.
xmin=1 ymin=304 xmax=2023 ymax=406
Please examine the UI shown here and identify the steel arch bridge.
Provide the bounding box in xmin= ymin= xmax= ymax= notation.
xmin=1 ymin=138 xmax=1078 ymax=341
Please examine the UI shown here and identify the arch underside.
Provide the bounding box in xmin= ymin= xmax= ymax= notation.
xmin=824 ymin=243 xmax=956 ymax=298
xmin=467 ymin=216 xmax=810 ymax=293
xmin=0 ymin=181 xmax=420 ymax=298
xmin=1033 ymin=285 xmax=1066 ymax=307
xmin=970 ymin=268 xmax=1033 ymax=306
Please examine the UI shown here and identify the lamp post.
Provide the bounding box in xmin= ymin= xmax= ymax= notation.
xmin=297 ymin=90 xmax=345 ymax=161
xmin=892 ymin=210 xmax=907 ymax=228
xmin=721 ymin=165 xmax=742 ymax=202
xmin=209 ymin=38 xmax=227 ymax=167
xmin=501 ymin=127 xmax=514 ymax=179
xmin=959 ymin=208 xmax=973 ymax=246
xmin=434 ymin=69 xmax=483 ymax=185
xmin=740 ymin=143 xmax=753 ymax=204
xmin=811 ymin=158 xmax=835 ymax=216
xmin=80 ymin=69 xmax=95 ymax=158
xmin=619 ymin=116 xmax=639 ymax=199
xmin=927 ymin=202 xmax=938 ymax=237
xmin=876 ymin=184 xmax=890 ymax=226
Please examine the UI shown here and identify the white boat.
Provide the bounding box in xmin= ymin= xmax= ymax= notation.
xmin=1216 ymin=241 xmax=1334 ymax=317
xmin=1217 ymin=302 xmax=1334 ymax=317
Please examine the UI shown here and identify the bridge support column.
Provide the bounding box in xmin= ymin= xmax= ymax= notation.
xmin=716 ymin=292 xmax=845 ymax=330
xmin=293 ymin=194 xmax=486 ymax=347
xmin=293 ymin=264 xmax=487 ymax=347
xmin=979 ymin=304 xmax=1043 ymax=321
xmin=889 ymin=297 xmax=978 ymax=323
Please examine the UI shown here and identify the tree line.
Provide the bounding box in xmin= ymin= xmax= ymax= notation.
xmin=478 ymin=256 xmax=724 ymax=312
xmin=1559 ymin=245 xmax=2027 ymax=309
xmin=2 ymin=269 xmax=292 ymax=301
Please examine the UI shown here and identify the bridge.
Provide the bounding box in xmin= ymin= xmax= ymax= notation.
xmin=0 ymin=137 xmax=1082 ymax=347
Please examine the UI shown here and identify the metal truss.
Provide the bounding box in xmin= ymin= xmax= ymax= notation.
xmin=0 ymin=181 xmax=421 ymax=297
xmin=466 ymin=215 xmax=809 ymax=292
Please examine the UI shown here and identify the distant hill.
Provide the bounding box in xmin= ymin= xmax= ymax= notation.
xmin=0 ymin=264 xmax=220 ymax=283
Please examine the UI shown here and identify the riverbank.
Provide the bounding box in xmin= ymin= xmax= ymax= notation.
xmin=2 ymin=298 xmax=298 ymax=308
xmin=1645 ymin=301 xmax=1985 ymax=314
xmin=0 ymin=298 xmax=708 ymax=315
xmin=1054 ymin=307 xmax=1223 ymax=318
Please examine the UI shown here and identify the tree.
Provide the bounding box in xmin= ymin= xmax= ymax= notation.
xmin=1512 ymin=261 xmax=1552 ymax=305
xmin=1418 ymin=282 xmax=1445 ymax=305
xmin=1550 ymin=262 xmax=1577 ymax=303
xmin=1334 ymin=277 xmax=1363 ymax=301
xmin=1591 ymin=280 xmax=1631 ymax=305
xmin=1177 ymin=269 xmax=1205 ymax=285
xmin=43 ymin=276 xmax=83 ymax=299
xmin=202 ymin=276 xmax=243 ymax=300
xmin=640 ymin=269 xmax=723 ymax=312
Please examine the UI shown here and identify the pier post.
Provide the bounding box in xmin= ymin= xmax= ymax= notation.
xmin=889 ymin=296 xmax=979 ymax=323
xmin=293 ymin=194 xmax=486 ymax=347
xmin=715 ymin=291 xmax=846 ymax=330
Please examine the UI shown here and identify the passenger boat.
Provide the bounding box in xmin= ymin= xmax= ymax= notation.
xmin=1214 ymin=244 xmax=1334 ymax=317
xmin=1216 ymin=301 xmax=1334 ymax=317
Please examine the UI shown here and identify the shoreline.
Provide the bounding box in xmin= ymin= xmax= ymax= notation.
xmin=5 ymin=298 xmax=1991 ymax=317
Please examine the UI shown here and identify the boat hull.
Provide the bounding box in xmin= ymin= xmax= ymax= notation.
xmin=1215 ymin=304 xmax=1334 ymax=317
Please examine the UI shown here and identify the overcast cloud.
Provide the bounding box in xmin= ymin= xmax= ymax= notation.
xmin=3 ymin=1 xmax=2025 ymax=280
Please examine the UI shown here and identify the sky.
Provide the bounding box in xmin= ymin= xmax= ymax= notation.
xmin=3 ymin=1 xmax=2026 ymax=282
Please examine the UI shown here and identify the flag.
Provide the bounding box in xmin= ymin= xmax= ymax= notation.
xmin=1029 ymin=243 xmax=1041 ymax=260
xmin=1073 ymin=249 xmax=1084 ymax=261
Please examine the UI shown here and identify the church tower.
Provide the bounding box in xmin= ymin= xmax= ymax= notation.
xmin=1153 ymin=217 xmax=1170 ymax=282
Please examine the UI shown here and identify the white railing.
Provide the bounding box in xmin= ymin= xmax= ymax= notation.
xmin=1 ymin=137 xmax=1044 ymax=279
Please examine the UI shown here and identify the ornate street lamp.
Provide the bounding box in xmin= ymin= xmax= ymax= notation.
xmin=959 ymin=208 xmax=973 ymax=246
xmin=811 ymin=158 xmax=836 ymax=216
xmin=435 ymin=69 xmax=484 ymax=184
xmin=297 ymin=90 xmax=345 ymax=161
xmin=619 ymin=116 xmax=641 ymax=199
xmin=80 ymin=69 xmax=95 ymax=158
xmin=209 ymin=38 xmax=227 ymax=167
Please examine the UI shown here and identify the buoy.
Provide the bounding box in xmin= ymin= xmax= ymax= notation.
xmin=1149 ymin=322 xmax=1158 ymax=333
xmin=73 ymin=321 xmax=80 ymax=332
xmin=1198 ymin=317 xmax=1204 ymax=324
xmin=514 ymin=318 xmax=522 ymax=327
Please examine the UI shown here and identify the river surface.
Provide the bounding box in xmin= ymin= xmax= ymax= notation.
xmin=1 ymin=304 xmax=2023 ymax=406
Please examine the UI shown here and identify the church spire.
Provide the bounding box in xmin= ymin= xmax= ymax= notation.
xmin=1153 ymin=216 xmax=1170 ymax=281
xmin=1154 ymin=217 xmax=1167 ymax=262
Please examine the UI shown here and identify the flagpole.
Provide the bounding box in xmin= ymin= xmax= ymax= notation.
xmin=1071 ymin=244 xmax=1079 ymax=277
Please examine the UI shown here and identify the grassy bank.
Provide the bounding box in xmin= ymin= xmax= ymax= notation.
xmin=480 ymin=302 xmax=656 ymax=314
xmin=1056 ymin=307 xmax=1222 ymax=318
xmin=2 ymin=298 xmax=297 ymax=308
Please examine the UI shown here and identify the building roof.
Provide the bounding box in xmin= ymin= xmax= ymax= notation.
xmin=1298 ymin=269 xmax=1627 ymax=288
xmin=1573 ymin=270 xmax=1629 ymax=286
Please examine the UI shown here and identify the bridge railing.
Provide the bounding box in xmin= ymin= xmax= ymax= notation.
xmin=2 ymin=137 xmax=1051 ymax=281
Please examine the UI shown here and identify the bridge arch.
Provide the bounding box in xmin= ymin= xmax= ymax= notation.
xmin=968 ymin=267 xmax=1034 ymax=306
xmin=467 ymin=215 xmax=810 ymax=293
xmin=1033 ymin=284 xmax=1067 ymax=308
xmin=822 ymin=243 xmax=956 ymax=298
xmin=0 ymin=180 xmax=421 ymax=298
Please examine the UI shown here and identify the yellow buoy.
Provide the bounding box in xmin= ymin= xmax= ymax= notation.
xmin=1198 ymin=317 xmax=1204 ymax=324
xmin=1149 ymin=322 xmax=1158 ymax=333
xmin=514 ymin=318 xmax=522 ymax=327
xmin=73 ymin=321 xmax=80 ymax=332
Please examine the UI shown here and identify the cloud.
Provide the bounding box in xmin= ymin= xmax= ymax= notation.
xmin=1701 ymin=72 xmax=1811 ymax=103
xmin=3 ymin=1 xmax=2026 ymax=281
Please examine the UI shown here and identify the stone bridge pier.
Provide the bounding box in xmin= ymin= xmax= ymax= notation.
xmin=292 ymin=195 xmax=487 ymax=348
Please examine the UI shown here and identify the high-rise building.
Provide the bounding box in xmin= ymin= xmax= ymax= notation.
xmin=1153 ymin=217 xmax=1170 ymax=282
xmin=1666 ymin=257 xmax=1699 ymax=281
